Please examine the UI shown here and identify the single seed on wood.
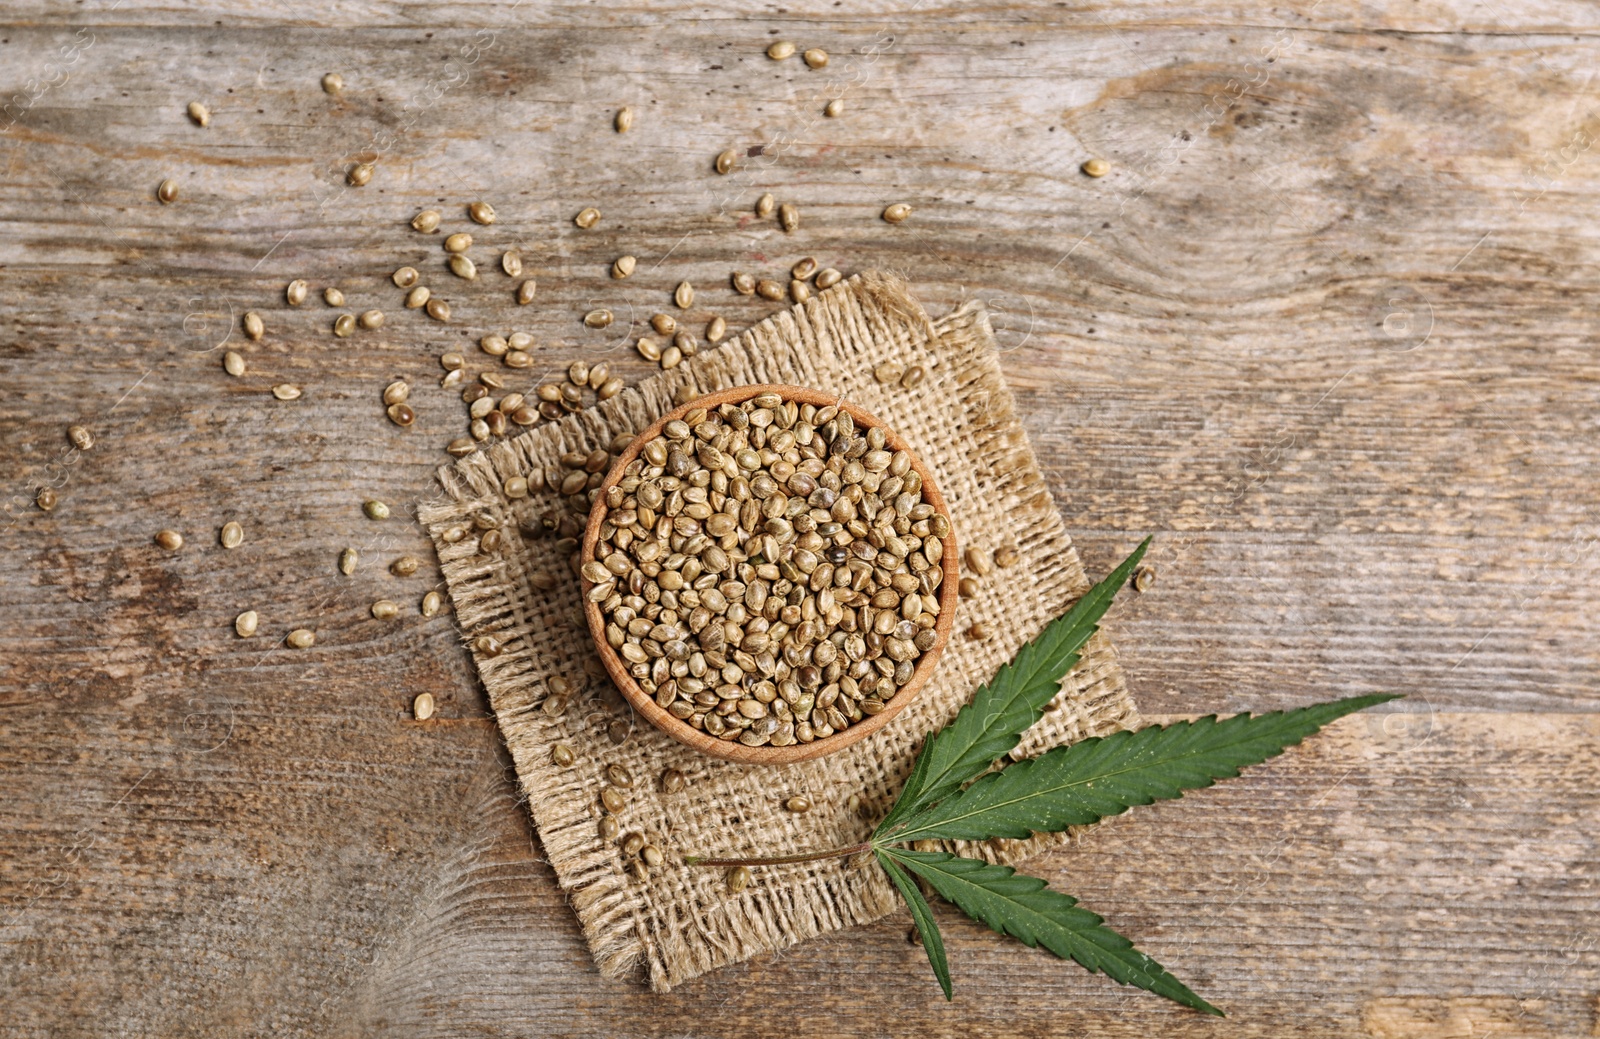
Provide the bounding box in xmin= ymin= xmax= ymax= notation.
xmin=660 ymin=345 xmax=683 ymax=369
xmin=323 ymin=287 xmax=345 ymax=307
xmin=444 ymin=232 xmax=472 ymax=253
xmin=767 ymin=40 xmax=796 ymax=60
xmin=612 ymin=255 xmax=636 ymax=279
xmin=363 ymin=499 xmax=390 ymax=520
xmin=726 ymin=866 xmax=752 ymax=892
xmin=1133 ymin=565 xmax=1156 ymax=593
xmin=480 ymin=334 xmax=508 ymax=357
xmin=321 ymin=72 xmax=343 ymax=94
xmin=468 ymin=200 xmax=496 ymax=225
xmin=35 ymin=487 xmax=56 ymax=511
xmin=824 ymin=98 xmax=843 ymax=117
xmin=705 ymin=315 xmax=727 ymax=342
xmin=382 ymin=380 xmax=410 ymax=406
xmin=392 ymin=266 xmax=419 ymax=289
xmin=412 ymin=209 xmax=441 ymax=233
xmin=790 ymin=279 xmax=811 ymax=303
xmin=372 ymin=599 xmax=400 ymax=620
xmin=803 ymin=48 xmax=829 ymax=68
xmin=333 ymin=313 xmax=356 ymax=338
xmin=516 ymin=279 xmax=537 ymax=305
xmin=339 ymin=547 xmax=358 ymax=575
xmin=412 ymin=692 xmax=434 ymax=719
xmin=791 ymin=257 xmax=818 ymax=280
xmin=223 ymin=351 xmax=245 ymax=377
xmin=390 ymin=555 xmax=420 ymax=577
xmin=426 ymin=298 xmax=451 ymax=322
xmin=157 ymin=179 xmax=178 ymax=204
xmin=287 ymin=628 xmax=315 ymax=648
xmin=785 ymin=795 xmax=813 ymax=813
xmin=675 ymin=281 xmax=695 ymax=308
xmin=470 ymin=418 xmax=490 ymax=441
xmin=614 ymin=106 xmax=634 ymax=133
xmin=883 ymin=203 xmax=913 ymax=224
xmin=574 ymin=207 xmax=601 ymax=229
xmin=286 ymin=279 xmax=309 ymax=305
xmin=421 ymin=590 xmax=442 ymax=617
xmin=1081 ymin=157 xmax=1110 ymax=178
xmin=359 ymin=309 xmax=385 ymax=329
xmin=235 ymin=610 xmax=259 ymax=638
xmin=673 ymin=329 xmax=697 ymax=356
xmin=732 ymin=271 xmax=757 ymax=295
xmin=155 ymin=529 xmax=184 ymax=551
xmin=505 ymin=350 xmax=532 ymax=369
xmin=449 ymin=254 xmax=477 ymax=280
xmin=587 ymin=362 xmax=609 ymax=390
xmin=636 ymin=337 xmax=661 ymax=361
xmin=755 ymin=193 xmax=775 ymax=218
xmin=508 ymin=332 xmax=533 ymax=352
xmin=243 ymin=311 xmax=264 ymax=341
xmin=816 ymin=268 xmax=842 ymax=290
xmin=755 ymin=278 xmax=784 ymax=301
xmin=501 ymin=250 xmax=522 ymax=277
xmin=778 ymin=203 xmax=798 ymax=232
xmin=552 ymin=743 xmax=575 ymax=767
xmin=994 ymin=545 xmax=1020 ymax=568
xmin=219 ymin=521 xmax=243 ymax=549
xmin=446 ymin=437 xmax=476 ymax=457
xmin=584 ymin=309 xmax=613 ymax=329
xmin=68 ymin=425 xmax=94 ymax=451
xmin=386 ymin=403 xmax=414 ymax=427
xmin=347 ymin=162 xmax=374 ymax=186
xmin=650 ymin=313 xmax=677 ymax=336
xmin=272 ymin=384 xmax=302 ymax=401
xmin=715 ymin=149 xmax=736 ymax=175
xmin=900 ymin=365 xmax=926 ymax=389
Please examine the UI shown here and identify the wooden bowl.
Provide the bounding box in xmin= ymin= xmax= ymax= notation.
xmin=581 ymin=384 xmax=960 ymax=765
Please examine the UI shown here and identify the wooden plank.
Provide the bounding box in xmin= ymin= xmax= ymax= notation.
xmin=2 ymin=2 xmax=1598 ymax=1034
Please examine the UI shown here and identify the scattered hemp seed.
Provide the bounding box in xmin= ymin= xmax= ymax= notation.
xmin=371 ymin=600 xmax=400 ymax=620
xmin=412 ymin=692 xmax=435 ymax=720
xmin=474 ymin=634 xmax=504 ymax=657
xmin=792 ymin=257 xmax=818 ymax=280
xmin=607 ymin=763 xmax=635 ymax=788
xmin=323 ymin=287 xmax=345 ymax=307
xmin=386 ymin=403 xmax=415 ymax=427
xmin=516 ymin=279 xmax=537 ymax=305
xmin=584 ymin=309 xmax=614 ymax=329
xmin=243 ymin=311 xmax=265 ymax=341
xmin=502 ymin=250 xmax=523 ymax=278
xmin=614 ymin=106 xmax=634 ymax=133
xmin=321 ymin=72 xmax=344 ymax=95
xmin=790 ymin=279 xmax=811 ymax=303
xmin=755 ymin=193 xmax=775 ymax=218
xmin=779 ymin=202 xmax=799 ymax=233
xmin=406 ymin=285 xmax=432 ymax=309
xmin=636 ymin=337 xmax=661 ymax=362
xmin=155 ymin=529 xmax=184 ymax=551
xmin=449 ymin=254 xmax=477 ymax=280
xmin=157 ymin=179 xmax=178 ymax=204
xmin=660 ymin=768 xmax=687 ymax=794
xmin=726 ymin=865 xmax=752 ymax=892
xmin=598 ymin=814 xmax=620 ymax=840
xmin=67 ymin=425 xmax=94 ymax=451
xmin=873 ymin=361 xmax=906 ymax=385
xmin=187 ymin=101 xmax=210 ymax=127
xmin=219 ymin=521 xmax=244 ymax=549
xmin=468 ymin=200 xmax=496 ymax=225
xmin=443 ymin=232 xmax=471 ymax=253
xmin=1081 ymin=157 xmax=1110 ymax=178
xmin=411 ymin=209 xmax=441 ymax=233
xmin=815 ymin=267 xmax=842 ymax=289
xmin=358 ymin=309 xmax=385 ymax=330
xmin=674 ymin=330 xmax=698 ymax=357
xmin=660 ymin=345 xmax=683 ymax=370
xmin=446 ymin=437 xmax=476 ymax=457
xmin=883 ymin=203 xmax=913 ymax=224
xmin=333 ymin=313 xmax=356 ymax=338
xmin=705 ymin=315 xmax=727 ymax=342
xmin=235 ymin=611 xmax=259 ymax=638
xmin=715 ymin=149 xmax=737 ymax=175
xmin=755 ymin=278 xmax=784 ymax=301
xmin=339 ymin=548 xmax=358 ymax=575
xmin=480 ymin=334 xmax=508 ymax=357
xmin=363 ymin=499 xmax=390 ymax=520
xmin=35 ymin=487 xmax=57 ymax=512
xmin=504 ymin=350 xmax=532 ymax=369
xmin=287 ymin=628 xmax=316 ymax=649
xmin=964 ymin=545 xmax=994 ymax=576
xmin=391 ymin=556 xmax=420 ymax=577
xmin=968 ymin=621 xmax=991 ymax=640
xmin=1133 ymin=564 xmax=1156 ymax=593
xmin=732 ymin=271 xmax=757 ymax=295
xmin=426 ymin=298 xmax=451 ymax=322
xmin=382 ymin=380 xmax=410 ymax=406
xmin=286 ymin=279 xmax=309 ymax=305
xmin=994 ymin=545 xmax=1020 ymax=569
xmin=650 ymin=312 xmax=677 ymax=336
xmin=959 ymin=575 xmax=980 ymax=598
xmin=347 ymin=162 xmax=374 ymax=187
xmin=675 ymin=280 xmax=695 ymax=308
xmin=824 ymin=98 xmax=843 ymax=118
xmin=803 ymin=48 xmax=829 ymax=69
xmin=900 ymin=365 xmax=926 ymax=389
xmin=640 ymin=845 xmax=664 ymax=868
xmin=619 ymin=831 xmax=645 ymax=855
xmin=421 ymin=590 xmax=442 ymax=617
xmin=272 ymin=384 xmax=302 ymax=401
xmin=785 ymin=795 xmax=813 ymax=813
xmin=223 ymin=351 xmax=245 ymax=377
xmin=612 ymin=255 xmax=636 ymax=279
xmin=766 ymin=41 xmax=796 ymax=60
xmin=551 ymin=743 xmax=575 ymax=767
xmin=574 ymin=207 xmax=601 ymax=229
xmin=392 ymin=266 xmax=419 ymax=289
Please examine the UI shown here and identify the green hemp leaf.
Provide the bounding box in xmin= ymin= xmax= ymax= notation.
xmin=686 ymin=537 xmax=1399 ymax=1015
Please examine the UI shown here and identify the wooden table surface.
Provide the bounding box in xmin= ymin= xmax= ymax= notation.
xmin=3 ymin=2 xmax=1597 ymax=1036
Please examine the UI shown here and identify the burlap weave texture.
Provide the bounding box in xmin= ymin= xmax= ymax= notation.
xmin=418 ymin=272 xmax=1139 ymax=991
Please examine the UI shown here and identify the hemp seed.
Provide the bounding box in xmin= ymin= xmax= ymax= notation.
xmin=715 ymin=149 xmax=736 ymax=175
xmin=187 ymin=101 xmax=210 ymax=127
xmin=615 ymin=106 xmax=634 ymax=133
xmin=803 ymin=48 xmax=829 ymax=69
xmin=883 ymin=203 xmax=913 ymax=224
xmin=155 ymin=529 xmax=184 ymax=551
xmin=67 ymin=425 xmax=94 ymax=451
xmin=243 ymin=311 xmax=264 ymax=341
xmin=468 ymin=200 xmax=496 ymax=225
xmin=339 ymin=548 xmax=358 ymax=575
xmin=286 ymin=279 xmax=309 ymax=305
xmin=235 ymin=610 xmax=259 ymax=638
xmin=612 ymin=255 xmax=636 ymax=279
xmin=223 ymin=351 xmax=245 ymax=377
xmin=347 ymin=162 xmax=374 ymax=187
xmin=157 ymin=179 xmax=178 ymax=204
xmin=778 ymin=202 xmax=798 ymax=232
xmin=412 ymin=692 xmax=435 ymax=719
xmin=412 ymin=209 xmax=442 ymax=233
xmin=287 ymin=628 xmax=315 ymax=648
xmin=766 ymin=41 xmax=795 ymax=60
xmin=574 ymin=207 xmax=601 ymax=229
xmin=219 ymin=521 xmax=244 ymax=549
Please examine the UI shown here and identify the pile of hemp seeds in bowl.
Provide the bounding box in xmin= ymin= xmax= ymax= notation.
xmin=584 ymin=391 xmax=953 ymax=749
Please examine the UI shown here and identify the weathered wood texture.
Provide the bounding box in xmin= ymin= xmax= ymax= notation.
xmin=1 ymin=2 xmax=1597 ymax=1035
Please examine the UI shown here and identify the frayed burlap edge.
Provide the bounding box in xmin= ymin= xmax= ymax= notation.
xmin=419 ymin=272 xmax=1140 ymax=992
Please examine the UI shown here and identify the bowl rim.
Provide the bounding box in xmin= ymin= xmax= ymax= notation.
xmin=580 ymin=383 xmax=960 ymax=765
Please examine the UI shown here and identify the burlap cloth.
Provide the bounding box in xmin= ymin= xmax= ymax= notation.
xmin=418 ymin=271 xmax=1140 ymax=991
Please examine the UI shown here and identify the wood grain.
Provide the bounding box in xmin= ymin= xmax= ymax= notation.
xmin=1 ymin=2 xmax=1597 ymax=1035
